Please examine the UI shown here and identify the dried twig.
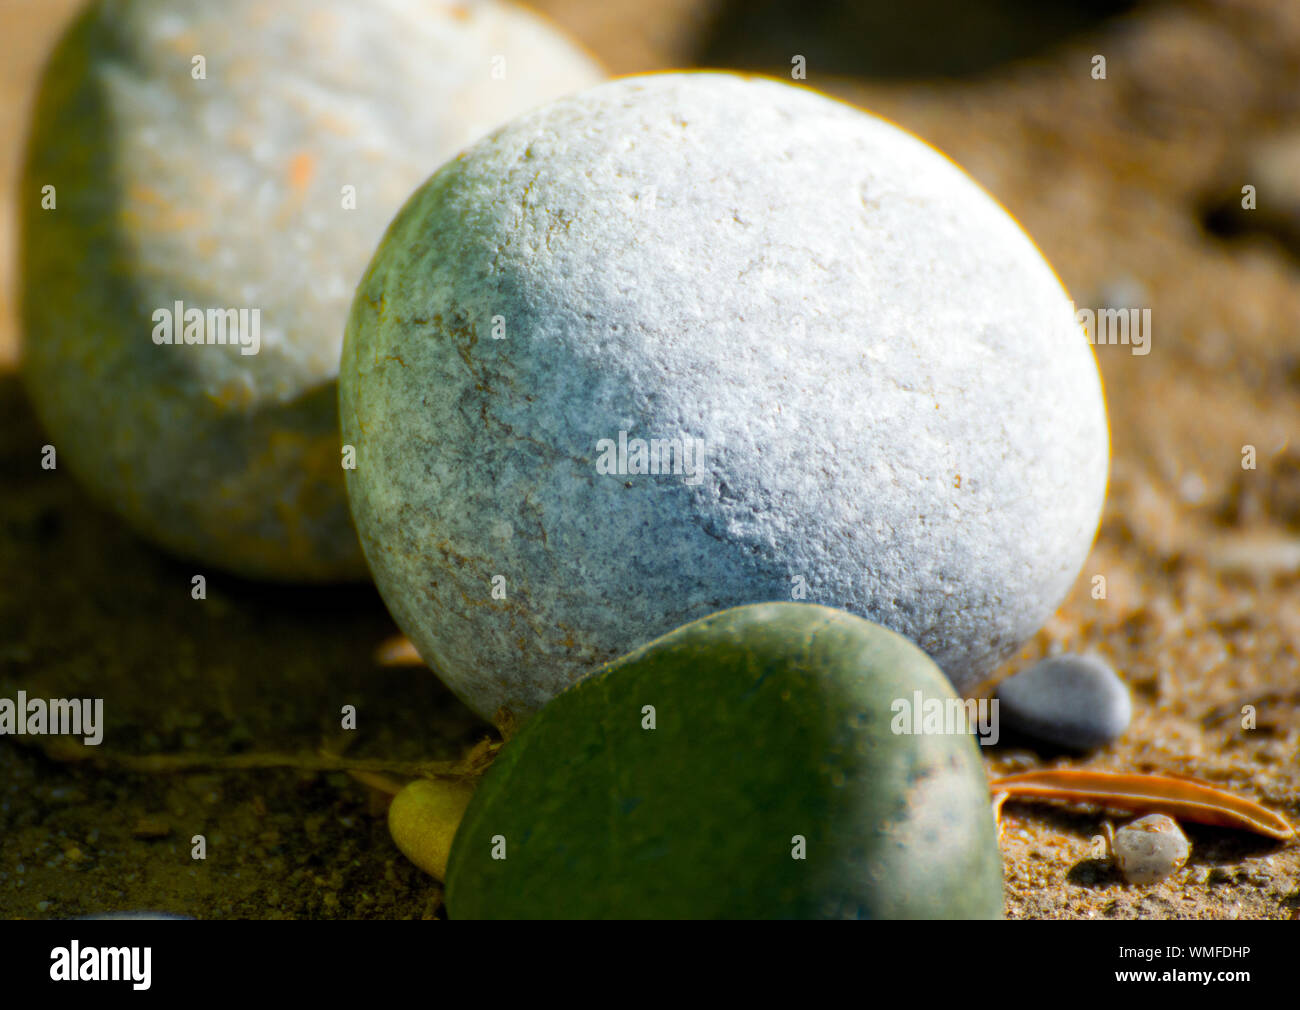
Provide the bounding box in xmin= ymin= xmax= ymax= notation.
xmin=989 ymin=768 xmax=1295 ymax=840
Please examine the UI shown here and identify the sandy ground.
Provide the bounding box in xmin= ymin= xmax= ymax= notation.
xmin=1 ymin=0 xmax=1297 ymax=918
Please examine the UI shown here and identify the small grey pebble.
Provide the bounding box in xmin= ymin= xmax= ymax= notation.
xmin=1097 ymin=275 xmax=1150 ymax=311
xmin=996 ymin=653 xmax=1131 ymax=750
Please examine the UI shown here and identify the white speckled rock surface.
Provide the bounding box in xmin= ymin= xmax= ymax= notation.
xmin=341 ymin=72 xmax=1110 ymax=720
xmin=21 ymin=0 xmax=603 ymax=581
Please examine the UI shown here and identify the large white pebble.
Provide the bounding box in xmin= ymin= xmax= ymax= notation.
xmin=341 ymin=72 xmax=1110 ymax=720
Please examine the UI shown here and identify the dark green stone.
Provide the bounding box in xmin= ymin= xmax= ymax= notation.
xmin=446 ymin=603 xmax=1003 ymax=919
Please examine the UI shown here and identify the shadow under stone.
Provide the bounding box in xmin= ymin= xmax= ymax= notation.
xmin=0 ymin=370 xmax=486 ymax=918
xmin=694 ymin=0 xmax=1143 ymax=81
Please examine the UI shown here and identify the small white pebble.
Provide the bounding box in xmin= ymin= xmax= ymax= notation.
xmin=1178 ymin=471 xmax=1207 ymax=505
xmin=1113 ymin=814 xmax=1190 ymax=885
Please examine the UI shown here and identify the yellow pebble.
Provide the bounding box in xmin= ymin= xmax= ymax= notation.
xmin=387 ymin=778 xmax=477 ymax=880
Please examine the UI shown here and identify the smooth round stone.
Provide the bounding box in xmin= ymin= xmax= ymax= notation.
xmin=1112 ymin=814 xmax=1190 ymax=886
xmin=387 ymin=777 xmax=476 ymax=881
xmin=995 ymin=653 xmax=1131 ymax=750
xmin=341 ymin=71 xmax=1109 ymax=718
xmin=21 ymin=0 xmax=602 ymax=581
xmin=446 ymin=603 xmax=1003 ymax=919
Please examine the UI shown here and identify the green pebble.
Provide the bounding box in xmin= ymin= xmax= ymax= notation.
xmin=446 ymin=602 xmax=1003 ymax=919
